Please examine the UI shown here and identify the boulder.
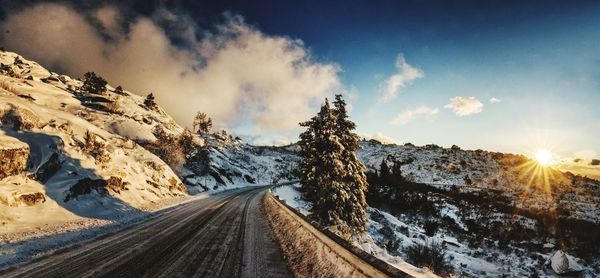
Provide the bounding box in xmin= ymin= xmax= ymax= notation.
xmin=0 ymin=105 xmax=40 ymax=130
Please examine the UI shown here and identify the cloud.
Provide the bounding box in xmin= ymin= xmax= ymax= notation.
xmin=489 ymin=97 xmax=502 ymax=103
xmin=390 ymin=106 xmax=439 ymax=125
xmin=0 ymin=3 xmax=341 ymax=137
xmin=92 ymin=5 xmax=122 ymax=38
xmin=361 ymin=132 xmax=396 ymax=144
xmin=444 ymin=96 xmax=484 ymax=116
xmin=380 ymin=54 xmax=423 ymax=101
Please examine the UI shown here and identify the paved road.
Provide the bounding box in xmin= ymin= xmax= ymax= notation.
xmin=0 ymin=187 xmax=291 ymax=278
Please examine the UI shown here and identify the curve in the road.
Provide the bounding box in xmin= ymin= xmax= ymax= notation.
xmin=0 ymin=186 xmax=291 ymax=278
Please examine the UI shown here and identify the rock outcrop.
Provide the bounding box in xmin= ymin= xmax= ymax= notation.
xmin=64 ymin=176 xmax=130 ymax=202
xmin=0 ymin=137 xmax=29 ymax=180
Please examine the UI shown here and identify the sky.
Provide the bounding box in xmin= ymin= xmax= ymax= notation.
xmin=0 ymin=0 xmax=599 ymax=160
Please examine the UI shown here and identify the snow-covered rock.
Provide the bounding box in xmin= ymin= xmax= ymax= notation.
xmin=550 ymin=250 xmax=583 ymax=274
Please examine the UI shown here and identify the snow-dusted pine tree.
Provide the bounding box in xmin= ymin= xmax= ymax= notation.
xmin=332 ymin=94 xmax=368 ymax=235
xmin=298 ymin=96 xmax=368 ymax=237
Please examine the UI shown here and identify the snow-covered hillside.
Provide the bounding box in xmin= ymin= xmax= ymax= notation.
xmin=275 ymin=140 xmax=600 ymax=277
xmin=0 ymin=50 xmax=296 ymax=239
xmin=358 ymin=140 xmax=600 ymax=223
xmin=0 ymin=51 xmax=190 ymax=235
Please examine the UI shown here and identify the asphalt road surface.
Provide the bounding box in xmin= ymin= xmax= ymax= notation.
xmin=0 ymin=186 xmax=292 ymax=278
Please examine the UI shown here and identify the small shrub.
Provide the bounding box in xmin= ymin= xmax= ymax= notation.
xmin=82 ymin=130 xmax=110 ymax=163
xmin=424 ymin=220 xmax=440 ymax=237
xmin=144 ymin=127 xmax=186 ymax=169
xmin=378 ymin=225 xmax=401 ymax=255
xmin=405 ymin=241 xmax=452 ymax=276
xmin=113 ymin=85 xmax=128 ymax=96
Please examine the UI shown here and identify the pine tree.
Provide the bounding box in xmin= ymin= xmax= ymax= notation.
xmin=114 ymin=85 xmax=126 ymax=96
xmin=144 ymin=93 xmax=157 ymax=110
xmin=193 ymin=112 xmax=213 ymax=135
xmin=380 ymin=160 xmax=391 ymax=185
xmin=81 ymin=72 xmax=107 ymax=95
xmin=331 ymin=94 xmax=368 ymax=235
xmin=298 ymin=95 xmax=368 ymax=237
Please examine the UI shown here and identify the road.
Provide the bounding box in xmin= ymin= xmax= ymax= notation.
xmin=0 ymin=186 xmax=292 ymax=278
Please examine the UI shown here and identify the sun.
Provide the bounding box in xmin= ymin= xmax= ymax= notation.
xmin=534 ymin=149 xmax=553 ymax=166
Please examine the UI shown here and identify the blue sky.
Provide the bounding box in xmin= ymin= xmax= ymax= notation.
xmin=1 ymin=0 xmax=599 ymax=158
xmin=206 ymin=0 xmax=600 ymax=157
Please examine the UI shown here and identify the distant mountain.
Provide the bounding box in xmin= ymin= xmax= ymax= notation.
xmin=358 ymin=139 xmax=600 ymax=223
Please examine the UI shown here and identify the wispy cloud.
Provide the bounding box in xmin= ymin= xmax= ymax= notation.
xmin=380 ymin=54 xmax=423 ymax=101
xmin=489 ymin=97 xmax=502 ymax=103
xmin=391 ymin=106 xmax=439 ymax=125
xmin=445 ymin=96 xmax=484 ymax=116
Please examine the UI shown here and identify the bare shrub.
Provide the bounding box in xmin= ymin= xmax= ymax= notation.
xmin=143 ymin=127 xmax=186 ymax=170
xmin=178 ymin=128 xmax=199 ymax=154
xmin=82 ymin=130 xmax=110 ymax=163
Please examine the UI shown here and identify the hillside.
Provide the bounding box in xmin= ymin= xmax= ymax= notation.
xmin=358 ymin=140 xmax=600 ymax=223
xmin=0 ymin=50 xmax=295 ymax=247
xmin=276 ymin=140 xmax=600 ymax=277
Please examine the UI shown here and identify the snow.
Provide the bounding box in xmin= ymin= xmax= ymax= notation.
xmin=2 ymin=50 xmax=599 ymax=276
xmin=274 ymin=177 xmax=599 ymax=277
xmin=0 ymin=51 xmax=189 ymax=237
xmin=107 ymin=118 xmax=157 ymax=142
xmin=271 ymin=183 xmax=309 ymax=215
xmin=550 ymin=250 xmax=583 ymax=274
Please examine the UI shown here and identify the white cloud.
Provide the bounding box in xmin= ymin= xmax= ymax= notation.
xmin=380 ymin=54 xmax=423 ymax=101
xmin=390 ymin=106 xmax=439 ymax=125
xmin=361 ymin=132 xmax=396 ymax=144
xmin=489 ymin=97 xmax=502 ymax=104
xmin=445 ymin=96 xmax=484 ymax=116
xmin=0 ymin=4 xmax=341 ymax=136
